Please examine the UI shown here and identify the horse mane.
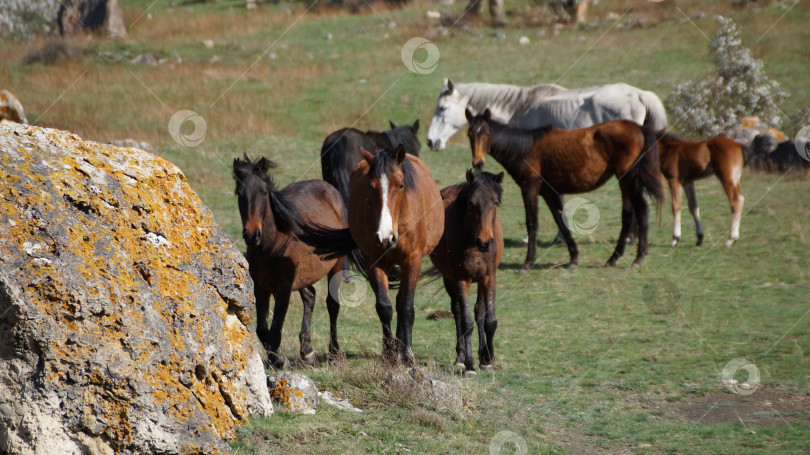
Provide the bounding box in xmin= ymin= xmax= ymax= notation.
xmin=456 ymin=83 xmax=567 ymax=113
xmin=368 ymin=146 xmax=416 ymax=190
xmin=458 ymin=172 xmax=503 ymax=206
xmin=487 ymin=118 xmax=548 ymax=157
xmin=655 ymin=130 xmax=685 ymax=143
xmin=233 ymin=155 xmax=304 ymax=234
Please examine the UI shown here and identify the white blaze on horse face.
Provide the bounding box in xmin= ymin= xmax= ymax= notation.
xmin=375 ymin=175 xmax=395 ymax=245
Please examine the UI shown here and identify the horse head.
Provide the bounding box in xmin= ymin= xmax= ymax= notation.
xmin=427 ymin=78 xmax=468 ymax=151
xmin=461 ymin=169 xmax=503 ymax=252
xmin=233 ymin=154 xmax=277 ymax=246
xmin=362 ymin=144 xmax=415 ymax=249
xmin=386 ymin=119 xmax=421 ymax=157
xmin=466 ymin=108 xmax=492 ymax=170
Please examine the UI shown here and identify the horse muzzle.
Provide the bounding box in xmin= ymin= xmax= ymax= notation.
xmin=472 ymin=160 xmax=485 ymax=171
xmin=243 ymin=229 xmax=262 ymax=246
xmin=426 ymin=138 xmax=443 ymax=151
xmin=376 ymin=233 xmax=397 ymax=249
xmin=476 ymin=237 xmax=494 ymax=252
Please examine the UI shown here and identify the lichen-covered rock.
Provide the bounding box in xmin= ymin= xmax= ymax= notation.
xmin=268 ymin=373 xmax=320 ymax=414
xmin=0 ymin=123 xmax=273 ymax=455
xmin=0 ymin=90 xmax=27 ymax=124
xmin=385 ymin=367 xmax=463 ymax=412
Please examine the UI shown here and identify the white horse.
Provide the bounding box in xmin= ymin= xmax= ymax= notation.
xmin=427 ymin=78 xmax=668 ymax=247
xmin=427 ymin=79 xmax=668 ymax=151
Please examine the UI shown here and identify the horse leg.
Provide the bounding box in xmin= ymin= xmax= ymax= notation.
xmin=325 ymin=268 xmax=342 ymax=364
xmin=298 ymin=285 xmax=316 ymax=365
xmin=519 ymin=183 xmax=541 ymax=272
xmin=718 ymin=165 xmax=745 ymax=248
xmin=476 ymin=275 xmax=497 ymax=372
xmin=395 ymin=260 xmax=421 ymax=366
xmin=267 ymin=287 xmax=292 ymax=369
xmin=445 ymin=278 xmax=466 ymax=368
xmin=684 ymin=181 xmax=703 ymax=246
xmin=369 ymin=266 xmax=396 ymax=363
xmin=606 ymin=189 xmax=634 ymax=267
xmin=541 ymin=189 xmax=578 ymax=268
xmin=668 ymin=178 xmax=683 ymax=247
xmin=552 ymin=195 xmax=567 ymax=245
xmin=254 ymin=285 xmax=273 ymax=358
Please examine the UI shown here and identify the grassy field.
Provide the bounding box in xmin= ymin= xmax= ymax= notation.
xmin=3 ymin=0 xmax=809 ymax=453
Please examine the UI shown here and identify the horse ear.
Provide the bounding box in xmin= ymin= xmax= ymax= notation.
xmin=465 ymin=108 xmax=474 ymax=122
xmin=446 ymin=78 xmax=455 ymax=92
xmin=389 ymin=120 xmax=397 ymax=129
xmin=466 ymin=169 xmax=475 ymax=183
xmin=395 ymin=144 xmax=407 ymax=163
xmin=494 ymin=172 xmax=505 ymax=184
xmin=483 ymin=108 xmax=491 ymax=122
xmin=233 ymin=158 xmax=241 ymax=173
xmin=258 ymin=157 xmax=270 ymax=174
xmin=412 ymin=119 xmax=420 ymax=133
xmin=361 ymin=149 xmax=375 ymax=163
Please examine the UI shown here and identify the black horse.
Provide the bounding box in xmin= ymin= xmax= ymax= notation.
xmin=320 ymin=120 xmax=421 ymax=203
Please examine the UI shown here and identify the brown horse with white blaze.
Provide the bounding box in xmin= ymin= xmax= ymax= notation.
xmin=430 ymin=170 xmax=504 ymax=376
xmin=656 ymin=132 xmax=745 ymax=248
xmin=233 ymin=155 xmax=346 ymax=369
xmin=299 ymin=145 xmax=444 ymax=365
xmin=467 ymin=109 xmax=665 ymax=270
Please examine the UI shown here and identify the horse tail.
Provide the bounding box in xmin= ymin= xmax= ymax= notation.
xmin=320 ymin=134 xmax=351 ymax=203
xmin=633 ymin=127 xmax=666 ymax=215
xmin=639 ymin=91 xmax=668 ymax=131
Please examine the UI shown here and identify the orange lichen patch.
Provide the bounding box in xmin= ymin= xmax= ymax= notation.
xmin=0 ymin=123 xmax=264 ymax=452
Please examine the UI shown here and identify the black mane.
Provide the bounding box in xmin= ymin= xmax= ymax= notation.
xmin=458 ymin=171 xmax=503 ymax=205
xmin=232 ymin=154 xmax=304 ymax=234
xmin=485 ymin=118 xmax=550 ymax=156
xmin=368 ymin=146 xmax=417 ymax=190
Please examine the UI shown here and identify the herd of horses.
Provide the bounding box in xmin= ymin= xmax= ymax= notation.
xmin=232 ymin=79 xmax=748 ymax=375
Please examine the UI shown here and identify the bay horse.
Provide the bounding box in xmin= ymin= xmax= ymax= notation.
xmin=320 ymin=120 xmax=421 ymax=203
xmin=299 ymin=145 xmax=444 ymax=365
xmin=429 ymin=170 xmax=504 ymax=376
xmin=233 ymin=155 xmax=346 ymax=369
xmin=426 ymin=79 xmax=666 ymax=244
xmin=467 ymin=109 xmax=665 ymax=270
xmin=656 ymin=132 xmax=745 ymax=248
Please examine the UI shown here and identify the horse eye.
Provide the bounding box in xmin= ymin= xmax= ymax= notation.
xmin=398 ymin=184 xmax=404 ymax=190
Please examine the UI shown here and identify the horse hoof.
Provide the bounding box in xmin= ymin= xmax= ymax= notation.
xmin=463 ymin=370 xmax=477 ymax=378
xmin=270 ymin=354 xmax=288 ymax=370
xmin=479 ymin=364 xmax=494 ymax=372
xmin=670 ymin=238 xmax=679 ymax=248
xmin=563 ymin=261 xmax=578 ymax=269
xmin=631 ymin=261 xmax=642 ymax=269
xmin=302 ymin=351 xmax=316 ymax=365
xmin=518 ymin=265 xmax=530 ymax=274
xmin=696 ymin=235 xmax=704 ymax=247
xmin=454 ymin=359 xmax=465 ymax=368
xmin=605 ymin=260 xmax=617 ymax=268
xmin=521 ymin=235 xmax=530 ymax=245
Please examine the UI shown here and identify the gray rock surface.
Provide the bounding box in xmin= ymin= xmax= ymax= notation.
xmin=0 ymin=123 xmax=272 ymax=455
xmin=385 ymin=367 xmax=463 ymax=412
xmin=268 ymin=373 xmax=320 ymax=414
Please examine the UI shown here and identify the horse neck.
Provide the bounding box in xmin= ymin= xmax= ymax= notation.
xmin=458 ymin=83 xmax=532 ymax=118
xmin=259 ymin=193 xmax=287 ymax=251
xmin=487 ymin=123 xmax=535 ymax=171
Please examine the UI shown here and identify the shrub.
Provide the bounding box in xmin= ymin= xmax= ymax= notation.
xmin=667 ymin=16 xmax=787 ymax=137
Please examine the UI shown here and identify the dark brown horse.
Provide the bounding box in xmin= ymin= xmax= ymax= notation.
xmin=429 ymin=170 xmax=504 ymax=376
xmin=299 ymin=145 xmax=444 ymax=365
xmin=233 ymin=155 xmax=346 ymax=369
xmin=657 ymin=132 xmax=745 ymax=248
xmin=467 ymin=109 xmax=664 ymax=270
xmin=320 ymin=120 xmax=421 ymax=203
